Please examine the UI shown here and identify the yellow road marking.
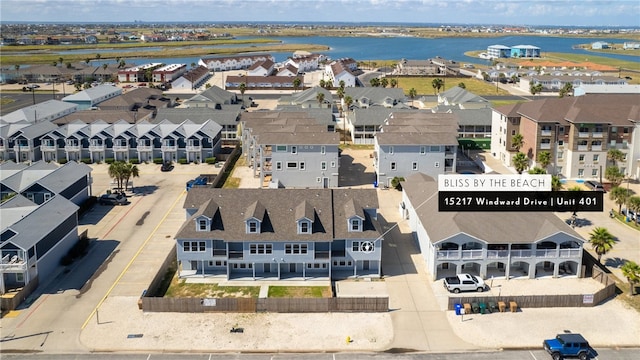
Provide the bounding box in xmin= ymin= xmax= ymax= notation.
xmin=81 ymin=190 xmax=186 ymax=329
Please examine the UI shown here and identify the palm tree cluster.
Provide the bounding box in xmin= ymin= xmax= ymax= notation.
xmin=108 ymin=161 xmax=140 ymax=191
xmin=621 ymin=261 xmax=640 ymax=296
xmin=558 ymin=82 xmax=573 ymax=98
xmin=588 ymin=227 xmax=615 ymax=263
xmin=431 ymin=78 xmax=444 ymax=94
xmin=530 ymin=83 xmax=543 ymax=95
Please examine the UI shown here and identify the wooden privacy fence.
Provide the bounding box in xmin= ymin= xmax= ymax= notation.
xmin=0 ymin=276 xmax=39 ymax=312
xmin=446 ymin=265 xmax=617 ymax=310
xmin=141 ymin=296 xmax=389 ymax=313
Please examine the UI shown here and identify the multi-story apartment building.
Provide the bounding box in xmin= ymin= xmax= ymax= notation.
xmin=373 ymin=112 xmax=459 ymax=187
xmin=491 ymin=94 xmax=640 ymax=180
xmin=152 ymin=64 xmax=187 ymax=83
xmin=175 ymin=188 xmax=382 ymax=281
xmin=198 ymin=54 xmax=275 ymax=72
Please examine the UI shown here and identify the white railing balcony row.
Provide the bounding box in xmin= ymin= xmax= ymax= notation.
xmin=540 ymin=143 xmax=551 ymax=150
xmin=559 ymin=248 xmax=582 ymax=258
xmin=578 ymin=132 xmax=589 ymax=138
xmin=577 ymin=145 xmax=588 ymax=151
xmin=186 ymin=145 xmax=201 ymax=151
xmin=65 ymin=145 xmax=80 ymax=151
xmin=89 ymin=145 xmax=105 ymax=152
xmin=486 ymin=250 xmax=509 ymax=259
xmin=161 ymin=145 xmax=177 ymax=151
xmin=540 ymin=130 xmax=552 ymax=136
xmin=113 ymin=145 xmax=129 ymax=151
xmin=592 ymin=132 xmax=603 ymax=138
xmin=137 ymin=145 xmax=153 ymax=151
xmin=41 ymin=145 xmax=57 ymax=151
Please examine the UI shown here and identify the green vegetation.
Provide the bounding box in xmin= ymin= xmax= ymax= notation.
xmin=267 ymin=286 xmax=332 ymax=298
xmin=395 ymin=76 xmax=510 ymax=96
xmin=459 ymin=138 xmax=491 ymax=150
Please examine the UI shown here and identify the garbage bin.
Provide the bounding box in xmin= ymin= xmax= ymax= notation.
xmin=479 ymin=302 xmax=487 ymax=314
xmin=373 ymin=181 xmax=378 ymax=188
xmin=454 ymin=303 xmax=462 ymax=315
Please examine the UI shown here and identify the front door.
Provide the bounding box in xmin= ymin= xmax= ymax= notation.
xmin=289 ymin=263 xmax=296 ymax=273
xmin=323 ymin=177 xmax=329 ymax=188
xmin=363 ymin=260 xmax=370 ymax=271
xmin=264 ymin=263 xmax=270 ymax=273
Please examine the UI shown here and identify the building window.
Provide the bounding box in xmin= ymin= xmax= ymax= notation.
xmin=352 ymin=241 xmax=360 ymax=251
xmin=350 ymin=219 xmax=360 ymax=231
xmin=320 ymin=146 xmax=326 ymax=154
xmin=579 ymin=154 xmax=585 ymax=162
xmin=183 ymin=241 xmax=206 ymax=252
xmin=420 ymin=146 xmax=426 ymax=154
xmin=276 ymin=145 xmax=287 ymax=152
xmin=299 ymin=162 xmax=305 ymax=171
xmin=287 ymin=162 xmax=298 ymax=169
xmin=592 ymin=169 xmax=598 ymax=177
xmin=390 ymin=162 xmax=396 ymax=171
xmin=250 ymin=243 xmax=272 ymax=254
xmin=276 ymin=161 xmax=282 ymax=170
xmin=299 ymin=221 xmax=310 ymax=234
xmin=331 ymin=161 xmax=336 ymax=168
xmin=593 ymin=154 xmax=599 ymax=162
xmin=321 ymin=162 xmax=327 ymax=170
xmin=16 ymin=273 xmax=24 ymax=282
xmin=248 ymin=221 xmax=258 ymax=233
xmin=412 ymin=162 xmax=418 ymax=171
xmin=557 ymin=151 xmax=563 ymax=159
xmin=285 ymin=243 xmax=308 ymax=254
xmin=430 ymin=146 xmax=440 ymax=152
xmin=578 ymin=169 xmax=584 ymax=178
xmin=198 ymin=219 xmax=207 ymax=231
xmin=558 ymin=140 xmax=564 ymax=146
xmin=291 ymin=146 xmax=297 ymax=154
xmin=389 ymin=146 xmax=394 ymax=154
xmin=43 ymin=193 xmax=52 ymax=202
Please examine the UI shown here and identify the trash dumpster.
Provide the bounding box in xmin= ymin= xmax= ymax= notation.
xmin=479 ymin=302 xmax=487 ymax=314
xmin=498 ymin=301 xmax=506 ymax=312
xmin=454 ymin=303 xmax=462 ymax=315
xmin=510 ymin=301 xmax=518 ymax=312
xmin=373 ymin=181 xmax=378 ymax=188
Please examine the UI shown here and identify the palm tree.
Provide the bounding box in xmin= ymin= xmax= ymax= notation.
xmin=325 ymin=80 xmax=333 ymax=89
xmin=511 ymin=133 xmax=524 ymax=152
xmin=339 ymin=80 xmax=345 ymax=90
xmin=629 ymin=196 xmax=640 ymax=226
xmin=457 ymin=82 xmax=466 ymax=89
xmin=607 ymin=148 xmax=625 ymax=166
xmin=108 ymin=162 xmax=126 ymax=190
xmin=431 ymin=78 xmax=444 ymax=94
xmin=621 ymin=261 xmax=640 ymax=295
xmin=14 ymin=64 xmax=21 ymax=82
xmin=238 ymin=83 xmax=247 ymax=104
xmin=292 ymin=77 xmax=301 ymax=93
xmin=343 ymin=95 xmax=353 ymax=112
xmin=609 ymin=186 xmax=630 ymax=214
xmin=316 ymin=92 xmax=325 ymax=107
xmin=369 ymin=78 xmax=380 ymax=87
xmin=408 ymin=88 xmax=417 ymax=107
xmin=605 ymin=166 xmax=624 ymax=187
xmin=512 ymin=152 xmax=529 ymax=174
xmin=530 ymin=83 xmax=543 ymax=95
xmin=588 ymin=227 xmax=615 ymax=263
xmin=511 ymin=75 xmax=519 ymax=84
xmin=95 ymin=53 xmax=101 ymax=60
xmin=118 ymin=59 xmax=127 ymax=69
xmin=66 ymin=62 xmax=72 ymax=69
xmin=389 ymin=78 xmax=397 ymax=88
xmin=319 ymin=79 xmax=326 ymax=88
xmin=528 ymin=167 xmax=546 ymax=174
xmin=52 ymin=61 xmax=58 ymax=67
xmin=551 ymin=175 xmax=563 ymax=191
xmin=380 ymin=78 xmax=388 ymax=88
xmin=536 ymin=151 xmax=551 ymax=170
xmin=102 ymin=63 xmax=108 ymax=71
xmin=122 ymin=162 xmax=140 ymax=191
xmin=559 ymin=82 xmax=573 ymax=98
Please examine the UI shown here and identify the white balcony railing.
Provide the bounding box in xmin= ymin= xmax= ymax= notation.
xmin=186 ymin=145 xmax=201 ymax=151
xmin=161 ymin=145 xmax=177 ymax=151
xmin=41 ymin=145 xmax=57 ymax=151
xmin=89 ymin=145 xmax=105 ymax=151
xmin=0 ymin=254 xmax=27 ymax=271
xmin=64 ymin=145 xmax=80 ymax=151
xmin=113 ymin=145 xmax=129 ymax=151
xmin=511 ymin=249 xmax=533 ymax=258
xmin=540 ymin=130 xmax=552 ymax=136
xmin=535 ymin=249 xmax=557 ymax=258
xmin=578 ymin=132 xmax=589 ymax=138
xmin=559 ymin=248 xmax=582 ymax=258
xmin=436 ymin=250 xmax=460 ymax=260
xmin=487 ymin=250 xmax=509 ymax=258
xmin=577 ymin=145 xmax=588 ymax=151
xmin=592 ymin=132 xmax=603 ymax=138
xmin=461 ymin=249 xmax=483 ymax=259
xmin=540 ymin=143 xmax=551 ymax=149
xmin=137 ymin=145 xmax=153 ymax=151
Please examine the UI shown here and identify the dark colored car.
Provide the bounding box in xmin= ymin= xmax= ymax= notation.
xmin=543 ymin=333 xmax=592 ymax=360
xmin=99 ymin=193 xmax=129 ymax=205
xmin=584 ymin=180 xmax=605 ymax=192
xmin=161 ymin=161 xmax=174 ymax=172
xmin=186 ymin=176 xmax=207 ymax=191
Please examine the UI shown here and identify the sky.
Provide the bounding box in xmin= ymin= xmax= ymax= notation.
xmin=1 ymin=0 xmax=639 ymax=27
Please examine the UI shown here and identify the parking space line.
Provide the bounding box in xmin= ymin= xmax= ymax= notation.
xmin=529 ymin=350 xmax=538 ymax=359
xmin=81 ymin=190 xmax=186 ymax=330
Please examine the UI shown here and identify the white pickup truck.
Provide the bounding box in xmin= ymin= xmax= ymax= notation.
xmin=443 ymin=274 xmax=486 ymax=293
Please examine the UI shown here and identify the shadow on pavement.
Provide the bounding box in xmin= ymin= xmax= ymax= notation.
xmin=378 ymin=214 xmax=419 ymax=276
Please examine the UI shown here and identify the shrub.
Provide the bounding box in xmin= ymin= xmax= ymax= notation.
xmin=153 ymin=158 xmax=164 ymax=164
xmin=205 ymin=157 xmax=217 ymax=164
xmin=58 ymin=158 xmax=68 ymax=164
xmin=105 ymin=158 xmax=115 ymax=164
xmin=129 ymin=159 xmax=140 ymax=164
xmin=178 ymin=158 xmax=188 ymax=164
xmin=81 ymin=158 xmax=92 ymax=164
xmin=391 ymin=176 xmax=405 ymax=190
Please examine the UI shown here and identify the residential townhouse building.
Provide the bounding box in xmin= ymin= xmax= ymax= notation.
xmin=0 ymin=123 xmax=30 ymax=161
xmin=491 ymin=94 xmax=640 ymax=180
xmin=175 ymin=188 xmax=382 ymax=280
xmin=277 ymin=86 xmax=334 ymax=109
xmin=324 ymin=59 xmax=358 ymax=88
xmin=171 ymin=66 xmax=210 ymax=90
xmin=180 ymin=85 xmax=239 ymax=108
xmin=117 ymin=63 xmax=163 ymax=83
xmin=487 ymin=45 xmax=511 ymax=58
xmin=344 ymin=108 xmax=415 ymax=145
xmin=401 ymin=173 xmax=585 ymax=281
xmin=154 ymin=106 xmax=241 ymax=144
xmin=519 ymin=75 xmax=627 ymax=93
xmin=510 ymin=45 xmax=541 ymax=58
xmin=152 ymin=63 xmax=187 ymax=83
xmin=3 ymin=121 xmax=58 ymax=163
xmin=225 ymin=75 xmax=304 ymax=90
xmin=199 ymin=54 xmax=275 ymax=72
xmin=343 ymin=87 xmax=407 ymax=109
xmin=247 ymin=59 xmax=275 ymax=77
xmin=95 ymin=87 xmax=172 ymax=120
xmin=373 ymin=112 xmax=459 ymax=187
xmin=436 ymin=87 xmax=491 ymax=110
xmin=396 ymin=59 xmax=439 ymax=76
xmin=284 ymin=53 xmax=325 ymax=73
xmin=276 ymin=64 xmax=300 ymax=77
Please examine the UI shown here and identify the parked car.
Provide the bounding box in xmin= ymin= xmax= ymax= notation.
xmin=161 ymin=161 xmax=174 ymax=172
xmin=584 ymin=181 xmax=605 ymax=192
xmin=543 ymin=333 xmax=592 ymax=360
xmin=443 ymin=273 xmax=485 ymax=293
xmin=186 ymin=176 xmax=207 ymax=191
xmin=622 ymin=208 xmax=637 ymax=221
xmin=99 ymin=193 xmax=129 ymax=206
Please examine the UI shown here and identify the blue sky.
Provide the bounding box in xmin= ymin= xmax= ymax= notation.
xmin=1 ymin=0 xmax=639 ymax=27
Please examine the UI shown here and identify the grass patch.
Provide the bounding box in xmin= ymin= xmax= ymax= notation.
xmin=267 ymin=286 xmax=332 ymax=298
xmin=339 ymin=144 xmax=374 ymax=150
xmin=611 ymin=212 xmax=640 ymax=231
xmin=223 ymin=177 xmax=241 ymax=189
xmin=0 ymin=98 xmax=15 ymax=106
xmin=165 ymin=274 xmax=260 ymax=298
xmin=613 ymin=277 xmax=640 ymax=313
xmin=396 ymin=76 xmax=511 ymax=97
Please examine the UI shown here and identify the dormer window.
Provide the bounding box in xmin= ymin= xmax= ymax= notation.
xmin=247 ymin=220 xmax=259 ymax=233
xmin=198 ymin=219 xmax=208 ymax=231
xmin=350 ymin=218 xmax=361 ymax=232
xmin=299 ymin=220 xmax=311 ymax=234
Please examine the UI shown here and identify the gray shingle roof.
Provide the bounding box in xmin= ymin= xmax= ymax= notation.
xmin=401 ymin=173 xmax=584 ymax=245
xmin=177 ymin=188 xmax=379 ymax=242
xmin=36 ymin=161 xmax=92 ymax=194
xmin=154 ymin=106 xmax=241 ymax=125
xmin=0 ymin=100 xmax=78 ymax=124
xmin=1 ymin=161 xmax=59 ymax=193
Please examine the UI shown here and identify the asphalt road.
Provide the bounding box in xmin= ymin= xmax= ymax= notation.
xmin=1 ymin=349 xmax=639 ymax=359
